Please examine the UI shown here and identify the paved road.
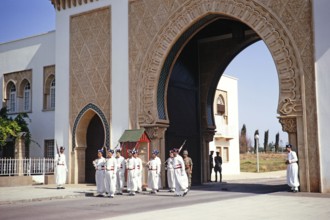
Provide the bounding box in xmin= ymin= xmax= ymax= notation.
xmin=0 ymin=178 xmax=288 ymax=220
xmin=1 ymin=176 xmax=330 ymax=220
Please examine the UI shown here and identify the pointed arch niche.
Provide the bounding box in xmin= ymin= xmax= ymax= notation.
xmin=71 ymin=103 xmax=110 ymax=183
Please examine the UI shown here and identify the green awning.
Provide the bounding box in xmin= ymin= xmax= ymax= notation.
xmin=118 ymin=128 xmax=146 ymax=142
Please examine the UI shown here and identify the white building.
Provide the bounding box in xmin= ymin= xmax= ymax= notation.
xmin=209 ymin=75 xmax=239 ymax=175
xmin=0 ymin=31 xmax=56 ymax=158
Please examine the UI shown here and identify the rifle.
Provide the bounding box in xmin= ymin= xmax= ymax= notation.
xmin=102 ymin=146 xmax=108 ymax=157
xmin=55 ymin=140 xmax=60 ymax=158
xmin=178 ymin=139 xmax=187 ymax=153
xmin=114 ymin=143 xmax=120 ymax=152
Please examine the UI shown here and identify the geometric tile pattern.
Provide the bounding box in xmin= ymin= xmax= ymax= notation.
xmin=70 ymin=7 xmax=111 ymax=133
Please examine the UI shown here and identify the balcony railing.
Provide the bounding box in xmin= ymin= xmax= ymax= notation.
xmin=0 ymin=158 xmax=55 ymax=176
xmin=215 ymin=125 xmax=235 ymax=139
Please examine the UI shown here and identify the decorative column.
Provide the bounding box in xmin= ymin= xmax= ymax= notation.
xmin=202 ymin=128 xmax=215 ymax=183
xmin=72 ymin=146 xmax=86 ymax=184
xmin=279 ymin=117 xmax=297 ymax=150
xmin=279 ymin=116 xmax=307 ymax=191
xmin=15 ymin=133 xmax=26 ymax=176
xmin=144 ymin=124 xmax=168 ymax=188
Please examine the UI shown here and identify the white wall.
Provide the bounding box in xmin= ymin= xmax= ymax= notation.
xmin=54 ymin=0 xmax=129 ymax=157
xmin=0 ymin=32 xmax=56 ymax=157
xmin=313 ymin=0 xmax=330 ymax=193
xmin=209 ymin=75 xmax=240 ymax=175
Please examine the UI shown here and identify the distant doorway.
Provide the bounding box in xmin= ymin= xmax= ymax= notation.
xmin=85 ymin=114 xmax=105 ymax=183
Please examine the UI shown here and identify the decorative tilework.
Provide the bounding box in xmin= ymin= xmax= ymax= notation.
xmin=72 ymin=103 xmax=110 ymax=150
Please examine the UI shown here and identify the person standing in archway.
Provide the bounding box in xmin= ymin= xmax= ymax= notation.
xmin=133 ymin=150 xmax=143 ymax=193
xmin=93 ymin=149 xmax=106 ymax=197
xmin=126 ymin=149 xmax=137 ymax=196
xmin=147 ymin=150 xmax=160 ymax=194
xmin=173 ymin=148 xmax=189 ymax=197
xmin=105 ymin=149 xmax=117 ymax=198
xmin=115 ymin=149 xmax=125 ymax=195
xmin=55 ymin=146 xmax=67 ymax=189
xmin=183 ymin=150 xmax=193 ymax=188
xmin=153 ymin=149 xmax=162 ymax=191
xmin=214 ymin=151 xmax=222 ymax=182
xmin=166 ymin=150 xmax=175 ymax=192
xmin=286 ymin=144 xmax=300 ymax=192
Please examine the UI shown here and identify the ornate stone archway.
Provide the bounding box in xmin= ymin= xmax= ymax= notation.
xmin=70 ymin=103 xmax=110 ymax=183
xmin=129 ymin=0 xmax=319 ymax=192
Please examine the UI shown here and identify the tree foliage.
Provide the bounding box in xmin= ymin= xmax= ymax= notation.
xmin=263 ymin=130 xmax=269 ymax=152
xmin=239 ymin=124 xmax=248 ymax=153
xmin=0 ymin=107 xmax=31 ymax=150
xmin=275 ymin=132 xmax=280 ymax=153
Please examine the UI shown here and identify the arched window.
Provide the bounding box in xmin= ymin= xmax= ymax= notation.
xmin=43 ymin=74 xmax=55 ymax=111
xmin=217 ymin=95 xmax=225 ymax=115
xmin=50 ymin=79 xmax=55 ymax=109
xmin=23 ymin=82 xmax=31 ymax=112
xmin=8 ymin=83 xmax=16 ymax=113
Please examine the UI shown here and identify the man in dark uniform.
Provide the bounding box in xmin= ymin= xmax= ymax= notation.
xmin=214 ymin=151 xmax=222 ymax=182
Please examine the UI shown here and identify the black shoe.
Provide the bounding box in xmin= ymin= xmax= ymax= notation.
xmin=57 ymin=187 xmax=60 ymax=189
xmin=109 ymin=195 xmax=114 ymax=198
xmin=61 ymin=187 xmax=65 ymax=189
xmin=183 ymin=189 xmax=189 ymax=197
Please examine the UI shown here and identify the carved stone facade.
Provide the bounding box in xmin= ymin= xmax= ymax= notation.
xmin=129 ymin=0 xmax=319 ymax=191
xmin=279 ymin=117 xmax=297 ymax=134
xmin=69 ymin=7 xmax=111 ymax=135
xmin=129 ymin=0 xmax=310 ymax=124
xmin=69 ymin=7 xmax=111 ymax=183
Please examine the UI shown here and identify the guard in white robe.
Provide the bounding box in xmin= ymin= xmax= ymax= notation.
xmin=105 ymin=149 xmax=117 ymax=198
xmin=115 ymin=150 xmax=126 ymax=195
xmin=93 ymin=149 xmax=106 ymax=196
xmin=55 ymin=146 xmax=67 ymax=189
xmin=147 ymin=150 xmax=161 ymax=193
xmin=154 ymin=150 xmax=162 ymax=190
xmin=134 ymin=150 xmax=143 ymax=193
xmin=286 ymin=144 xmax=300 ymax=192
xmin=126 ymin=150 xmax=137 ymax=196
xmin=166 ymin=150 xmax=175 ymax=192
xmin=172 ymin=148 xmax=189 ymax=196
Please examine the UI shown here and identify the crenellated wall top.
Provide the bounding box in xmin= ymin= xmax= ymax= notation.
xmin=51 ymin=0 xmax=98 ymax=11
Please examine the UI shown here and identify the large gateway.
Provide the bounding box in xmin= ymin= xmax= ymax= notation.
xmin=1 ymin=0 xmax=329 ymax=193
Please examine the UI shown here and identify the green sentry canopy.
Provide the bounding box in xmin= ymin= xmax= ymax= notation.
xmin=118 ymin=128 xmax=147 ymax=142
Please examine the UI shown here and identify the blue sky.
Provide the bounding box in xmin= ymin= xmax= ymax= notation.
xmin=0 ymin=0 xmax=288 ymax=147
xmin=225 ymin=41 xmax=288 ymax=147
xmin=0 ymin=0 xmax=55 ymax=44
